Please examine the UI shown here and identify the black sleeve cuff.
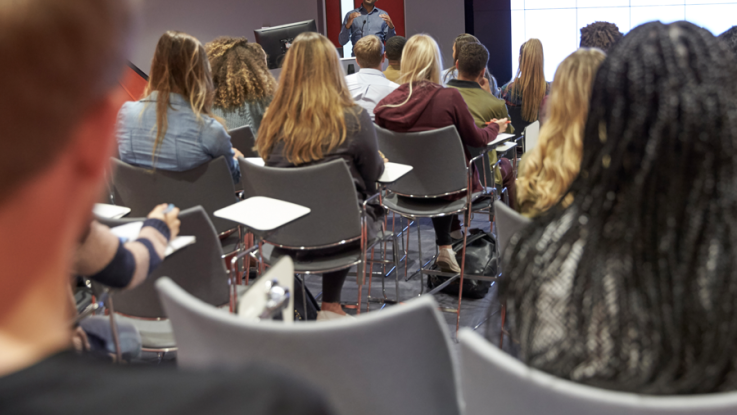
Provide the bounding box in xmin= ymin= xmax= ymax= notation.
xmin=90 ymin=240 xmax=135 ymax=288
xmin=142 ymin=218 xmax=170 ymax=242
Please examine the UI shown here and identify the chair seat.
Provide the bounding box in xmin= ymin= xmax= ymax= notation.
xmin=382 ymin=193 xmax=484 ymax=218
xmin=220 ymin=230 xmax=241 ymax=256
xmin=114 ymin=314 xmax=175 ymax=350
xmin=261 ymin=230 xmax=395 ymax=274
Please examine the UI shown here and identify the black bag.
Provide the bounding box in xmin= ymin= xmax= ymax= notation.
xmin=427 ymin=229 xmax=499 ymax=299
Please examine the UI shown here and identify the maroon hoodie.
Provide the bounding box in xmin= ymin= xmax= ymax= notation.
xmin=374 ymin=81 xmax=501 ymax=194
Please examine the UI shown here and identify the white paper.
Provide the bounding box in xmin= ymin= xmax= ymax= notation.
xmin=245 ymin=157 xmax=265 ymax=166
xmin=487 ymin=133 xmax=516 ymax=148
xmin=93 ymin=203 xmax=131 ymax=219
xmin=378 ymin=162 xmax=413 ymax=184
xmin=109 ymin=221 xmax=195 ymax=257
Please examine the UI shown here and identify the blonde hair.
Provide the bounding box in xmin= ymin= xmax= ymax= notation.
xmin=385 ymin=34 xmax=442 ymax=108
xmin=517 ymin=48 xmax=606 ymax=217
xmin=513 ymin=39 xmax=547 ymax=122
xmin=256 ymin=32 xmax=357 ymax=165
xmin=354 ymin=35 xmax=384 ymax=69
xmin=145 ymin=31 xmax=219 ymax=164
xmin=206 ymin=37 xmax=277 ymax=109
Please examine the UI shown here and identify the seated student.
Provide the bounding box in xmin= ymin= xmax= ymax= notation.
xmin=500 ymin=39 xmax=550 ymax=133
xmin=719 ymin=26 xmax=737 ymax=54
xmin=383 ymin=35 xmax=406 ymax=83
xmin=117 ymin=31 xmax=243 ymax=184
xmin=446 ymin=42 xmax=517 ymax=209
xmin=501 ymin=21 xmax=737 ymax=395
xmin=579 ymin=21 xmax=623 ymax=52
xmin=443 ymin=34 xmax=501 ymax=98
xmin=345 ymin=35 xmax=399 ymax=121
xmin=375 ymin=34 xmax=508 ymax=273
xmin=0 ymin=1 xmax=336 ymax=414
xmin=206 ymin=37 xmax=277 ymax=134
xmin=258 ymin=32 xmax=385 ymax=321
xmin=515 ymin=48 xmax=605 ymax=218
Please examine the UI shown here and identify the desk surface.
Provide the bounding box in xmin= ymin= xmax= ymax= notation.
xmin=214 ymin=196 xmax=310 ymax=232
xmin=487 ymin=133 xmax=516 ymax=148
xmin=378 ymin=162 xmax=413 ymax=184
xmin=93 ymin=203 xmax=131 ymax=219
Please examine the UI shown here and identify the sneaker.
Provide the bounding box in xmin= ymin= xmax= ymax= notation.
xmin=436 ymin=248 xmax=461 ymax=273
xmin=316 ymin=310 xmax=355 ymax=321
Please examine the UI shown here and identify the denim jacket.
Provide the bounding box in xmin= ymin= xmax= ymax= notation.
xmin=117 ymin=92 xmax=240 ymax=183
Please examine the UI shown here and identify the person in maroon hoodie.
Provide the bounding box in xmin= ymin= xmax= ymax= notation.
xmin=374 ymin=34 xmax=508 ymax=273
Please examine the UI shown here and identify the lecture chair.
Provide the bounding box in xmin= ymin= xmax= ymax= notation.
xmin=458 ymin=328 xmax=737 ymax=415
xmin=228 ymin=125 xmax=258 ymax=158
xmin=96 ymin=206 xmax=236 ymax=354
xmin=375 ymin=124 xmax=495 ymax=333
xmin=523 ymin=120 xmax=540 ymax=154
xmin=493 ymin=202 xmax=531 ymax=346
xmin=109 ymin=156 xmax=242 ymax=256
xmin=237 ymin=158 xmax=401 ymax=312
xmin=156 ymin=279 xmax=462 ymax=415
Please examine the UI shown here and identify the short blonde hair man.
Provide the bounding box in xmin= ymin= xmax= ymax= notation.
xmin=353 ymin=35 xmax=384 ymax=69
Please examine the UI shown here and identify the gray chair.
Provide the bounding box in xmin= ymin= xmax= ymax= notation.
xmin=523 ymin=120 xmax=540 ymax=154
xmin=458 ymin=328 xmax=737 ymax=415
xmin=97 ymin=206 xmax=231 ymax=353
xmin=156 ymin=278 xmax=462 ymax=415
xmin=237 ymin=158 xmax=400 ymax=310
xmin=493 ymin=201 xmax=531 ymax=346
xmin=109 ymin=157 xmax=241 ymax=255
xmin=228 ymin=125 xmax=258 ymax=157
xmin=375 ymin=124 xmax=491 ymax=332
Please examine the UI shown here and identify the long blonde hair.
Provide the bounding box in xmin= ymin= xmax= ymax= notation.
xmin=256 ymin=32 xmax=356 ymax=165
xmin=513 ymin=39 xmax=547 ymax=122
xmin=144 ymin=31 xmax=219 ymax=163
xmin=517 ymin=48 xmax=606 ymax=217
xmin=385 ymin=34 xmax=442 ymax=108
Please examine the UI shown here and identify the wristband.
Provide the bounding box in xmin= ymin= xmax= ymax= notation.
xmin=136 ymin=238 xmax=163 ymax=273
xmin=142 ymin=218 xmax=171 ymax=242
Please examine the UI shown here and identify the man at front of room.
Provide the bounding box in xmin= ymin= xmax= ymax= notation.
xmin=339 ymin=0 xmax=395 ymax=56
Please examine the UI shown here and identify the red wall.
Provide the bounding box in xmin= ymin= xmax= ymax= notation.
xmin=326 ymin=0 xmax=405 ymax=48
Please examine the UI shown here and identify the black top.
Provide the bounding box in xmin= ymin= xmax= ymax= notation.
xmin=265 ymin=107 xmax=385 ymax=218
xmin=0 ymin=351 xmax=335 ymax=415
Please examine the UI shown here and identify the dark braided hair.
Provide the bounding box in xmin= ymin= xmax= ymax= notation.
xmin=580 ymin=21 xmax=623 ymax=52
xmin=500 ymin=21 xmax=737 ymax=395
xmin=719 ymin=26 xmax=737 ymax=55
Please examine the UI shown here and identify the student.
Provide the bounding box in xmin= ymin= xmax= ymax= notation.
xmin=0 ymin=1 xmax=336 ymax=413
xmin=206 ymin=37 xmax=277 ymax=134
xmin=117 ymin=31 xmax=243 ymax=184
xmin=501 ymin=22 xmax=737 ymax=394
xmin=383 ymin=35 xmax=406 ymax=83
xmin=500 ymin=39 xmax=550 ymax=133
xmin=345 ymin=35 xmax=399 ymax=121
xmin=258 ymin=32 xmax=385 ymax=321
xmin=446 ymin=42 xmax=517 ymax=209
xmin=443 ymin=33 xmax=500 ymax=98
xmin=516 ymin=48 xmax=605 ymax=218
xmin=375 ymin=34 xmax=507 ymax=273
xmin=579 ymin=21 xmax=623 ymax=52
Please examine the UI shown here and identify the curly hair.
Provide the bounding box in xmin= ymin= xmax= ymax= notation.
xmin=206 ymin=37 xmax=277 ymax=109
xmin=580 ymin=21 xmax=623 ymax=52
xmin=719 ymin=26 xmax=737 ymax=54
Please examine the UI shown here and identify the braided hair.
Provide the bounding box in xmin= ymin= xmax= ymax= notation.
xmin=500 ymin=21 xmax=737 ymax=395
xmin=580 ymin=21 xmax=623 ymax=52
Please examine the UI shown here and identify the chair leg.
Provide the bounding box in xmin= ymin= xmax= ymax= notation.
xmin=393 ymin=235 xmax=400 ymax=302
xmin=455 ymin=209 xmax=472 ymax=334
xmin=417 ymin=219 xmax=424 ymax=295
xmin=300 ymin=274 xmax=308 ymax=321
xmin=107 ymin=295 xmax=123 ymax=363
xmin=499 ymin=301 xmax=507 ymax=348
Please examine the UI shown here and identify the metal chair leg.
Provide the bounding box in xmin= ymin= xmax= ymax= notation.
xmin=417 ymin=219 xmax=424 ymax=295
xmin=106 ymin=294 xmax=123 ymax=363
xmin=499 ymin=301 xmax=507 ymax=347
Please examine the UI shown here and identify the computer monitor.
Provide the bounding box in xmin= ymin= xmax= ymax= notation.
xmin=254 ymin=20 xmax=317 ymax=69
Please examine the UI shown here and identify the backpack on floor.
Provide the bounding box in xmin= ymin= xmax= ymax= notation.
xmin=427 ymin=228 xmax=499 ymax=299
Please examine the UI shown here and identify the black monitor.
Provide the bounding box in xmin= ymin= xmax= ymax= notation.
xmin=254 ymin=20 xmax=317 ymax=69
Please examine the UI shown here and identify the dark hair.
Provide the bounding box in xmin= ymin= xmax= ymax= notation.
xmin=444 ymin=33 xmax=479 ymax=83
xmin=500 ymin=21 xmax=737 ymax=394
xmin=457 ymin=43 xmax=489 ymax=78
xmin=719 ymin=26 xmax=737 ymax=54
xmin=580 ymin=21 xmax=623 ymax=52
xmin=385 ymin=35 xmax=406 ymax=61
xmin=0 ymin=0 xmax=133 ymax=207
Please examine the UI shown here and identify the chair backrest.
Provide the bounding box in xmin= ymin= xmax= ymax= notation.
xmin=524 ymin=120 xmax=540 ymax=153
xmin=110 ymin=157 xmax=237 ymax=234
xmin=458 ymin=328 xmax=737 ymax=415
xmin=494 ymin=202 xmax=531 ymax=255
xmin=506 ymin=105 xmax=530 ymax=139
xmin=238 ymin=158 xmax=362 ymax=248
xmin=374 ymin=124 xmax=469 ymax=197
xmin=229 ymin=125 xmax=258 ymax=157
xmin=101 ymin=206 xmax=229 ymax=318
xmin=156 ymin=278 xmax=462 ymax=415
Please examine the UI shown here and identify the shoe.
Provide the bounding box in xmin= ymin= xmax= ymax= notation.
xmin=316 ymin=310 xmax=355 ymax=321
xmin=436 ymin=248 xmax=461 ymax=273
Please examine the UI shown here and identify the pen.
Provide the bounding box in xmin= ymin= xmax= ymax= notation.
xmin=163 ymin=203 xmax=175 ymax=214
